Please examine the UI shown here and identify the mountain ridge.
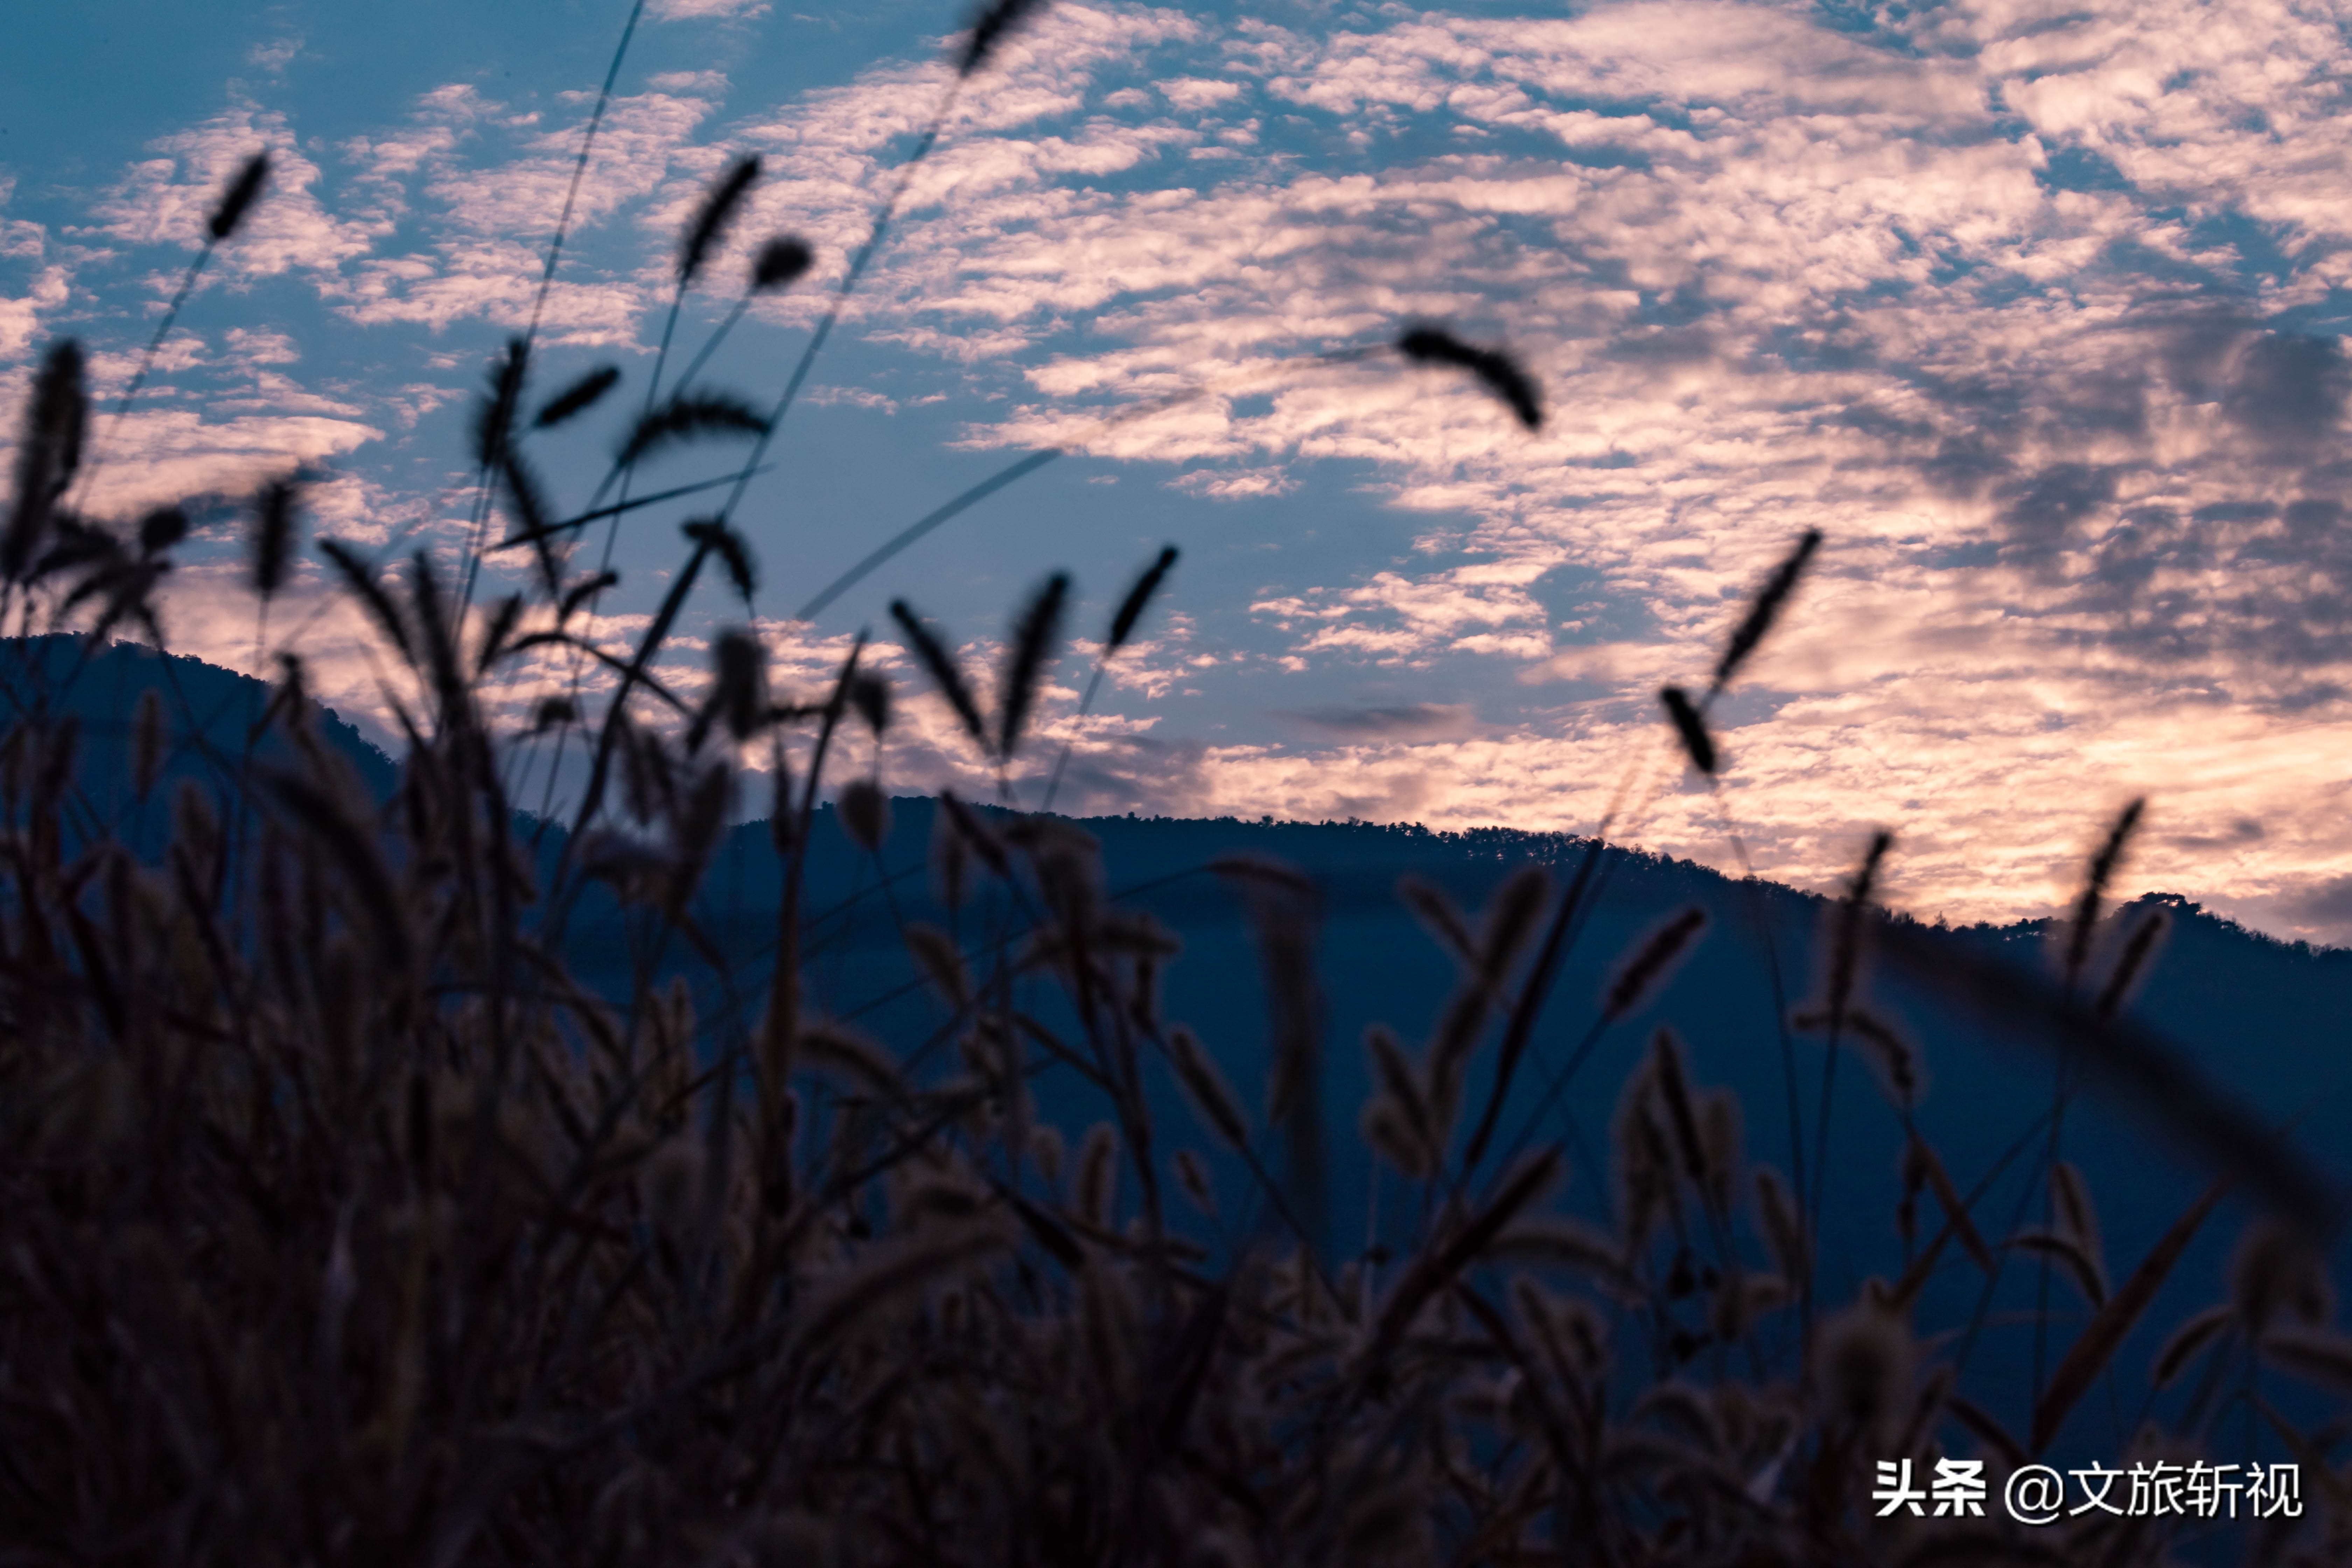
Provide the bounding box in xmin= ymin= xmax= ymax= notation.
xmin=9 ymin=635 xmax=2350 ymax=1435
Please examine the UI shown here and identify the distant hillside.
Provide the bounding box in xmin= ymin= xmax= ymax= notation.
xmin=0 ymin=636 xmax=397 ymax=857
xmin=16 ymin=636 xmax=2343 ymax=1192
xmin=14 ymin=638 xmax=2341 ymax=1200
xmin=713 ymin=797 xmax=2350 ymax=1452
xmin=13 ymin=641 xmax=2346 ymax=1442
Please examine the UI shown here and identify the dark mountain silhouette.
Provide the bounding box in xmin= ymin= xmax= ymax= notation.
xmin=16 ymin=639 xmax=2347 ymax=1451
xmin=729 ymin=798 xmax=2351 ymax=1460
xmin=0 ymin=636 xmax=397 ymax=860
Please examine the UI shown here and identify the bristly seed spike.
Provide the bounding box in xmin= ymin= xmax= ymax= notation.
xmin=207 ymin=151 xmax=271 ymax=244
xmin=1709 ymin=528 xmax=1822 ymax=700
xmin=753 ymin=236 xmax=813 ymax=292
xmin=959 ymin=0 xmax=1046 ymax=77
xmin=1605 ymin=907 xmax=1708 ymax=1022
xmin=1829 ymin=830 xmax=1893 ymax=1030
xmin=616 ymin=393 xmax=768 ymax=469
xmin=683 ymin=517 xmax=757 ymax=604
xmin=890 ymin=600 xmax=989 ymax=754
xmin=997 ymin=570 xmax=1069 ymax=759
xmin=2066 ymin=797 xmax=2147 ymax=989
xmin=1108 ymin=545 xmax=1177 ymax=653
xmin=474 ymin=338 xmax=531 ymax=470
xmin=4 ymin=340 xmax=88 ymax=583
xmin=1396 ymin=324 xmax=1543 ymax=431
xmin=712 ymin=626 xmax=768 ymax=742
xmin=1660 ymin=686 xmax=1717 ymax=775
xmin=252 ymin=477 xmax=301 ymax=600
xmin=680 ymin=155 xmax=761 ymax=288
xmin=850 ymin=672 xmax=890 ymax=736
xmin=533 ymin=364 xmax=621 ymax=429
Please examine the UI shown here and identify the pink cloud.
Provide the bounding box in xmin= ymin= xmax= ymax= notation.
xmin=650 ymin=0 xmax=771 ymax=19
xmin=0 ymin=266 xmax=69 ymax=362
xmin=21 ymin=0 xmax=2352 ymax=936
xmin=85 ymin=107 xmax=387 ymax=278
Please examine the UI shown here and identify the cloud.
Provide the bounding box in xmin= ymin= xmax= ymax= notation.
xmin=651 ymin=0 xmax=772 ymax=18
xmin=0 ymin=266 xmax=69 ymax=362
xmin=1161 ymin=77 xmax=1244 ymax=112
xmin=330 ymin=79 xmax=730 ymax=342
xmin=85 ymin=106 xmax=386 ymax=277
xmin=246 ymin=36 xmax=303 ymax=76
xmin=660 ymin=0 xmax=2352 ymax=934
xmin=223 ymin=327 xmax=301 ymax=365
xmin=72 ymin=407 xmax=383 ymax=519
xmin=0 ymin=180 xmax=44 ymax=265
xmin=1277 ymin=702 xmax=1479 ymax=740
xmin=1170 ymin=464 xmax=1294 ymax=498
xmin=1253 ymin=570 xmax=1546 ymax=664
xmin=2292 ymin=875 xmax=2352 ymax=926
xmin=24 ymin=0 xmax=2352 ymax=939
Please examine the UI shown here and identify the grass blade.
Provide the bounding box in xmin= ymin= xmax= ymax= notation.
xmin=796 ymin=450 xmax=1060 ymax=622
xmin=2032 ymin=1178 xmax=2225 ymax=1451
xmin=1876 ymin=921 xmax=2339 ymax=1237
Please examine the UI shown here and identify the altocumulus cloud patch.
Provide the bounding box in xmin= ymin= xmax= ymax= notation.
xmin=7 ymin=0 xmax=2352 ymax=941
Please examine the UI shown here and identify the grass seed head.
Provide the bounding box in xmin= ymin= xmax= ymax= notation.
xmin=958 ymin=0 xmax=1047 ymax=76
xmin=712 ymin=626 xmax=769 ymax=742
xmin=2095 ymin=908 xmax=2169 ymax=1021
xmin=206 ymin=150 xmax=271 ymax=242
xmin=1107 ymin=545 xmax=1178 ymax=653
xmin=679 ymin=154 xmax=761 ymax=287
xmin=137 ymin=505 xmax=188 ymax=557
xmin=1708 ymin=528 xmax=1821 ymax=697
xmin=997 ymin=570 xmax=1069 ymax=758
xmin=1815 ymin=1302 xmax=1913 ymax=1435
xmin=1604 ymin=906 xmax=1706 ymax=1022
xmin=533 ymin=364 xmax=621 ymax=429
xmin=616 ymin=393 xmax=768 ymax=469
xmin=850 ymin=671 xmax=891 ymax=736
xmin=754 ymin=234 xmax=813 ymax=290
xmin=5 ymin=340 xmax=88 ymax=580
xmin=840 ymin=778 xmax=891 ymax=852
xmin=2066 ymin=798 xmax=2147 ymax=988
xmin=1659 ymin=686 xmax=1716 ymax=775
xmin=891 ymin=601 xmax=990 ymax=753
xmin=1396 ymin=325 xmax=1543 ymax=430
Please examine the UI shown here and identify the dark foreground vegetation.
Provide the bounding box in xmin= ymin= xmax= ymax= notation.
xmin=1 ymin=2 xmax=2347 ymax=1563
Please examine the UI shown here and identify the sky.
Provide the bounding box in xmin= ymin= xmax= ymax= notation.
xmin=5 ymin=0 xmax=2352 ymax=941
